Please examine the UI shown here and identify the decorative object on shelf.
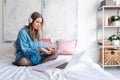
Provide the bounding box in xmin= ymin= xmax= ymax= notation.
xmin=98 ymin=40 xmax=111 ymax=46
xmin=115 ymin=0 xmax=120 ymax=6
xmin=111 ymin=40 xmax=120 ymax=46
xmin=108 ymin=15 xmax=120 ymax=26
xmin=100 ymin=0 xmax=115 ymax=7
xmin=104 ymin=15 xmax=109 ymax=26
xmin=108 ymin=33 xmax=120 ymax=46
xmin=100 ymin=48 xmax=120 ymax=65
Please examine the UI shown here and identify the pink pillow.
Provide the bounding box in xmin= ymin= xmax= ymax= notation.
xmin=56 ymin=40 xmax=77 ymax=55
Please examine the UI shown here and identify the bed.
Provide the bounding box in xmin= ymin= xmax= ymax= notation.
xmin=0 ymin=51 xmax=118 ymax=80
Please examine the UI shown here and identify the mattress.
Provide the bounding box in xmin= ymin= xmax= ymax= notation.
xmin=0 ymin=52 xmax=118 ymax=80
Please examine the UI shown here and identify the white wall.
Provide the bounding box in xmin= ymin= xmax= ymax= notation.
xmin=0 ymin=0 xmax=99 ymax=62
xmin=77 ymin=0 xmax=98 ymax=62
xmin=0 ymin=0 xmax=2 ymax=43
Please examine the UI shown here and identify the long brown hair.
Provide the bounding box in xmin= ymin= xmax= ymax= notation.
xmin=27 ymin=12 xmax=43 ymax=41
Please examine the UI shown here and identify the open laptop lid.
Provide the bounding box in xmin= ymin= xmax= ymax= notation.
xmin=56 ymin=50 xmax=85 ymax=69
xmin=65 ymin=50 xmax=85 ymax=69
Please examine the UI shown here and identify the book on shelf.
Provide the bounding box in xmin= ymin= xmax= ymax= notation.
xmin=98 ymin=40 xmax=111 ymax=46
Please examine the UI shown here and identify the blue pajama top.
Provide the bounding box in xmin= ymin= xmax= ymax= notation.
xmin=13 ymin=27 xmax=45 ymax=65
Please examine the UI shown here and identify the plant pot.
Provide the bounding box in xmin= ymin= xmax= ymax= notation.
xmin=111 ymin=40 xmax=120 ymax=46
xmin=112 ymin=21 xmax=120 ymax=26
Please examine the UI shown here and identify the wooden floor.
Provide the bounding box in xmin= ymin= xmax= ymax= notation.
xmin=105 ymin=67 xmax=120 ymax=79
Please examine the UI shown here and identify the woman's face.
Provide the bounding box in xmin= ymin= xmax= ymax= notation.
xmin=32 ymin=17 xmax=42 ymax=30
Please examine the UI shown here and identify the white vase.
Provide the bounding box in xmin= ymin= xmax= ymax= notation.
xmin=113 ymin=21 xmax=120 ymax=26
xmin=111 ymin=40 xmax=120 ymax=46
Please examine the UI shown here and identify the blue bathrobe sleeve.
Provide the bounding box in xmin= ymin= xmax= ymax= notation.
xmin=17 ymin=29 xmax=38 ymax=56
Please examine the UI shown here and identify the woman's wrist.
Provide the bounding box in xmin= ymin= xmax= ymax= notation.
xmin=36 ymin=48 xmax=41 ymax=52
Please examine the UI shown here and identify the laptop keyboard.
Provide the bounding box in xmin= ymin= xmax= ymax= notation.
xmin=56 ymin=62 xmax=68 ymax=69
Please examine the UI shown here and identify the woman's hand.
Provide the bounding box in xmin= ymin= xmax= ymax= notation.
xmin=36 ymin=48 xmax=52 ymax=55
xmin=47 ymin=47 xmax=56 ymax=53
xmin=36 ymin=48 xmax=41 ymax=53
xmin=46 ymin=51 xmax=52 ymax=55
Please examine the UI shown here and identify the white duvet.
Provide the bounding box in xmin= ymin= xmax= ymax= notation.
xmin=0 ymin=53 xmax=118 ymax=80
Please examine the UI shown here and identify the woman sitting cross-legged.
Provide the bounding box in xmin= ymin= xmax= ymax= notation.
xmin=12 ymin=12 xmax=57 ymax=66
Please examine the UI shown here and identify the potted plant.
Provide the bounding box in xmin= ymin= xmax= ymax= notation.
xmin=108 ymin=15 xmax=120 ymax=26
xmin=108 ymin=34 xmax=120 ymax=46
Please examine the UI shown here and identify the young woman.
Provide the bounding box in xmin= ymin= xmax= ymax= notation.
xmin=13 ymin=12 xmax=56 ymax=66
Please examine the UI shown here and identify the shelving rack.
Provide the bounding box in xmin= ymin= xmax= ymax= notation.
xmin=97 ymin=6 xmax=120 ymax=68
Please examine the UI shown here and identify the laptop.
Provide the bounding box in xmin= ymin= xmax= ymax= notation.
xmin=56 ymin=51 xmax=85 ymax=69
xmin=32 ymin=51 xmax=85 ymax=72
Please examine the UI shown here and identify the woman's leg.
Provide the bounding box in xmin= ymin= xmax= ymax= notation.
xmin=17 ymin=57 xmax=32 ymax=66
xmin=40 ymin=53 xmax=58 ymax=63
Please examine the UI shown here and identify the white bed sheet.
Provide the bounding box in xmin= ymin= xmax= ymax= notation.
xmin=0 ymin=53 xmax=118 ymax=80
